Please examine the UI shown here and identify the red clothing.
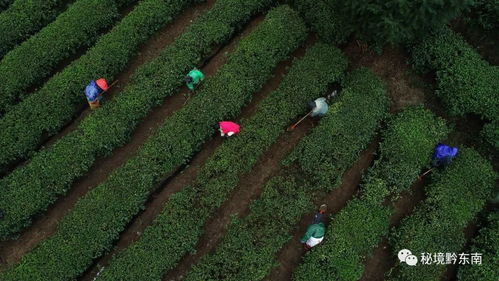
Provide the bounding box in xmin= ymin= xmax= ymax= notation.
xmin=96 ymin=78 xmax=109 ymax=91
xmin=219 ymin=121 xmax=240 ymax=135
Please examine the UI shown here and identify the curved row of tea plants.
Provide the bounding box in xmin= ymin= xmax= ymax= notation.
xmin=387 ymin=148 xmax=497 ymax=281
xmin=292 ymin=106 xmax=448 ymax=281
xmin=457 ymin=212 xmax=499 ymax=281
xmin=411 ymin=27 xmax=499 ymax=148
xmin=0 ymin=5 xmax=305 ymax=280
xmin=183 ymin=68 xmax=388 ymax=281
xmin=0 ymin=0 xmax=71 ymax=58
xmin=0 ymin=0 xmax=138 ymax=114
xmin=0 ymin=0 xmax=200 ymax=172
xmin=96 ymin=43 xmax=347 ymax=281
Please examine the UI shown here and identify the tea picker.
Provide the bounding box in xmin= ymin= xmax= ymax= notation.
xmin=301 ymin=204 xmax=327 ymax=250
xmin=288 ymin=90 xmax=337 ymax=131
xmin=219 ymin=121 xmax=240 ymax=137
xmin=185 ymin=68 xmax=205 ymax=91
xmin=84 ymin=78 xmax=117 ymax=109
xmin=419 ymin=143 xmax=458 ymax=179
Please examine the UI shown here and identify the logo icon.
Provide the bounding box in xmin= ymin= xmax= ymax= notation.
xmin=398 ymin=249 xmax=418 ymax=266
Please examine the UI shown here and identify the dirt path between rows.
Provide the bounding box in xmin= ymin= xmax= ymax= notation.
xmin=263 ymin=140 xmax=379 ymax=281
xmin=358 ymin=177 xmax=427 ymax=281
xmin=79 ymin=15 xmax=268 ymax=281
xmin=0 ymin=6 xmax=254 ymax=271
xmin=161 ymin=37 xmax=316 ymax=281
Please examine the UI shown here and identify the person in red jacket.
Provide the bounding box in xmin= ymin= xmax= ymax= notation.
xmin=219 ymin=121 xmax=240 ymax=137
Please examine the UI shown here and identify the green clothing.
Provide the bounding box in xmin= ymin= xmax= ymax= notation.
xmin=186 ymin=69 xmax=205 ymax=90
xmin=300 ymin=222 xmax=325 ymax=242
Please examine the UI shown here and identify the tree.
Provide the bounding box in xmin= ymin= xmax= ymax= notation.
xmin=327 ymin=0 xmax=474 ymax=46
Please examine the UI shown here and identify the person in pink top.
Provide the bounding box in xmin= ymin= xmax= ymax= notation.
xmin=219 ymin=121 xmax=240 ymax=137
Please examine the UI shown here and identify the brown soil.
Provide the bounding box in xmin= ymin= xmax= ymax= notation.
xmin=343 ymin=42 xmax=426 ymax=113
xmin=359 ymin=178 xmax=427 ymax=281
xmin=263 ymin=140 xmax=379 ymax=281
xmin=78 ymin=15 xmax=267 ymax=281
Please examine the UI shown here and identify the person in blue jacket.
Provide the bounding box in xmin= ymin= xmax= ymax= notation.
xmin=432 ymin=143 xmax=458 ymax=167
xmin=84 ymin=78 xmax=109 ymax=109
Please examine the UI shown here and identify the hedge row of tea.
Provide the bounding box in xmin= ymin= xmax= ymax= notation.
xmin=411 ymin=27 xmax=499 ymax=148
xmin=457 ymin=212 xmax=499 ymax=281
xmin=0 ymin=0 xmax=132 ymax=114
xmin=183 ymin=68 xmax=388 ymax=281
xmin=0 ymin=5 xmax=303 ymax=280
xmin=292 ymin=106 xmax=448 ymax=281
xmin=387 ymin=148 xmax=497 ymax=281
xmin=0 ymin=0 xmax=69 ymax=58
xmin=97 ymin=42 xmax=347 ymax=281
xmin=0 ymin=0 xmax=200 ymax=172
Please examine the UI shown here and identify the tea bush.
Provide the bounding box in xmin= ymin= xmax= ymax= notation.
xmin=410 ymin=27 xmax=499 ymax=148
xmin=0 ymin=0 xmax=74 ymax=58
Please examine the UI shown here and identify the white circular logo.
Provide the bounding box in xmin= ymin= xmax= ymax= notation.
xmin=405 ymin=254 xmax=418 ymax=266
xmin=398 ymin=249 xmax=412 ymax=263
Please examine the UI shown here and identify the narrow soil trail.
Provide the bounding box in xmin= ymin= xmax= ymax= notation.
xmin=359 ymin=178 xmax=427 ymax=281
xmin=162 ymin=39 xmax=316 ymax=281
xmin=263 ymin=140 xmax=379 ymax=281
xmin=79 ymin=16 xmax=273 ymax=281
xmin=0 ymin=12 xmax=258 ymax=271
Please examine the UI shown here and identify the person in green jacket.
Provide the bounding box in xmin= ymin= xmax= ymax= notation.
xmin=185 ymin=68 xmax=205 ymax=91
xmin=300 ymin=222 xmax=326 ymax=250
